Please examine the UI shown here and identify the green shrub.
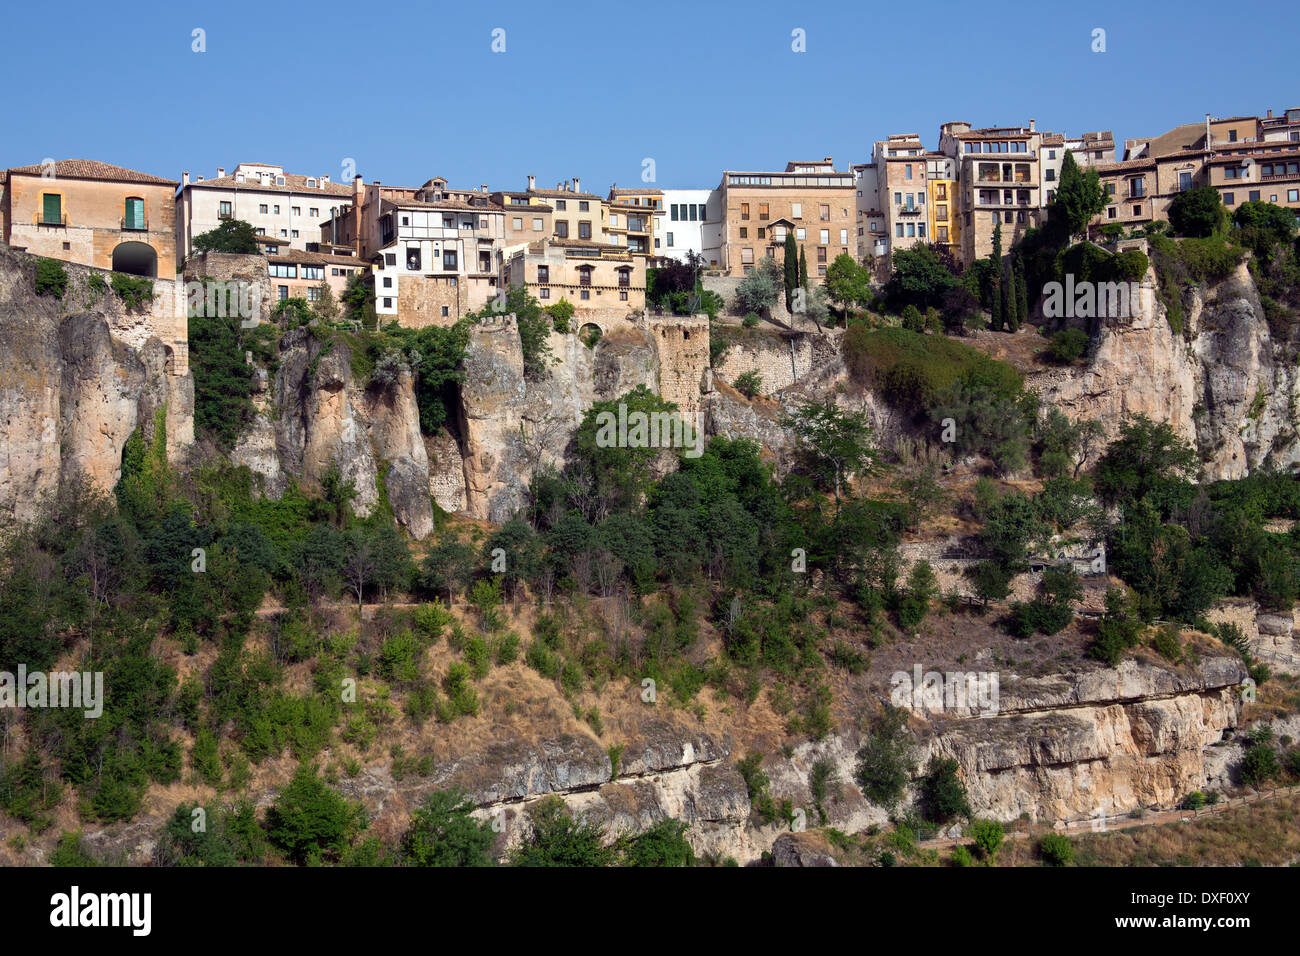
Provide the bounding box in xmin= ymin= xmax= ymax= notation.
xmin=1240 ymin=743 xmax=1278 ymax=787
xmin=1038 ymin=833 xmax=1074 ymax=866
xmin=970 ymin=818 xmax=1005 ymax=861
xmin=733 ymin=370 xmax=762 ymax=399
xmin=110 ymin=272 xmax=155 ymax=311
xmin=1047 ymin=328 xmax=1089 ymax=364
xmin=35 ymin=259 xmax=68 ymax=298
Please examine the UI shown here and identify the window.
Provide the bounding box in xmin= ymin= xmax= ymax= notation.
xmin=1229 ymin=130 xmax=1238 ymax=142
xmin=218 ymin=200 xmax=233 ymax=219
xmin=578 ymin=266 xmax=593 ymax=286
xmin=791 ymin=202 xmax=802 ymax=219
xmin=269 ymin=264 xmax=297 ymax=278
xmin=307 ymin=287 xmax=321 ymax=301
xmin=757 ymin=228 xmax=765 ymax=239
xmin=937 ymin=226 xmax=948 ymax=241
xmin=1045 ymin=169 xmax=1055 ymax=182
xmin=896 ymin=223 xmax=904 ymax=237
xmin=1249 ymin=190 xmax=1261 ymax=202
xmin=905 ymin=224 xmax=915 ymax=237
xmin=796 ymin=228 xmax=806 ymax=239
xmin=555 ymin=221 xmax=569 ymax=238
xmin=274 ymin=205 xmax=280 ymax=214
xmin=533 ymin=217 xmax=543 ymax=231
xmin=1179 ymin=172 xmax=1192 ymax=191
xmin=670 ymin=204 xmax=679 ymax=221
xmin=309 ymin=208 xmax=318 ymax=217
xmin=819 ymin=204 xmax=830 ymax=220
xmin=278 ymin=286 xmax=289 ymax=300
xmin=1048 ymin=149 xmax=1057 ymax=159
xmin=1224 ymin=192 xmax=1235 ymax=205
xmin=513 ymin=217 xmax=523 ymax=229
xmin=259 ymin=204 xmax=269 ymax=214
xmin=291 ymin=206 xmax=301 ymax=216
xmin=382 ymin=277 xmax=392 ymax=288
xmin=905 ymin=164 xmax=913 ymax=180
xmin=609 ymin=214 xmax=619 ymax=228
xmin=442 ymin=306 xmax=450 ymax=317
xmin=741 ymin=203 xmax=750 ymax=220
xmin=556 ymin=200 xmax=567 ymax=211
xmin=741 ymin=247 xmax=754 ymax=264
xmin=385 ymin=253 xmax=396 ymax=266
xmin=578 ymin=201 xmax=589 ymax=212
xmin=1107 ymin=207 xmax=1116 ymax=219
xmin=666 ymin=232 xmax=674 ymax=246
xmin=759 ymin=203 xmax=769 ymax=220
xmin=1003 ymin=211 xmax=1013 ymax=223
xmin=840 ymin=229 xmax=848 ymax=244
xmin=580 ymin=289 xmax=590 ymax=300
xmin=618 ymin=268 xmax=630 ymax=288
xmin=440 ymin=249 xmax=457 ymax=270
xmin=406 ymin=248 xmax=421 ymax=270
xmin=918 ymin=223 xmax=926 ymax=237
xmin=540 ymin=288 xmax=550 ymax=299
xmin=690 ymin=204 xmax=699 ymax=221
xmin=291 ymin=230 xmax=298 ymax=238
xmin=480 ymin=218 xmax=488 ymax=229
xmin=383 ymin=297 xmax=392 ymax=308
xmin=579 ymin=221 xmax=592 ymax=240
xmin=620 ymin=291 xmax=628 ymax=301
xmin=1105 ymin=182 xmax=1116 ymax=195
xmin=1289 ymin=190 xmax=1299 ymax=203
xmin=819 ymin=229 xmax=829 ymax=243
xmin=739 ymin=227 xmax=748 ymax=238
xmin=302 ymin=266 xmax=324 ymax=280
xmin=123 ymin=197 xmax=145 ymax=230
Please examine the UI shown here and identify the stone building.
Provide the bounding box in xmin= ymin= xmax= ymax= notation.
xmin=502 ymin=239 xmax=645 ymax=314
xmin=938 ymin=121 xmax=1044 ymax=265
xmin=3 ymin=159 xmax=178 ymax=277
xmin=712 ymin=158 xmax=855 ymax=277
xmin=175 ymin=162 xmax=353 ymax=258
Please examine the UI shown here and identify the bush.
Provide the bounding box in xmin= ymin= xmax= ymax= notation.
xmin=546 ymin=298 xmax=575 ymax=333
xmin=35 ymin=259 xmax=68 ymax=298
xmin=733 ymin=370 xmax=762 ymax=398
xmin=266 ymin=763 xmax=366 ymax=865
xmin=741 ymin=311 xmax=760 ymax=328
xmin=110 ymin=272 xmax=155 ymax=311
xmin=920 ymin=756 xmax=970 ymax=823
xmin=854 ymin=706 xmax=916 ymax=809
xmin=400 ymin=790 xmax=495 ymax=866
xmin=1046 ymin=328 xmax=1088 ymax=364
xmin=970 ymin=819 xmax=1005 ymax=862
xmin=1240 ymin=743 xmax=1278 ymax=787
xmin=900 ymin=304 xmax=924 ymax=332
xmin=509 ymin=796 xmax=616 ymax=867
xmin=1038 ymin=833 xmax=1074 ymax=866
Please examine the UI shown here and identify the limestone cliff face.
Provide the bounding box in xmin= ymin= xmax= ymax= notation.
xmin=458 ymin=315 xmax=661 ymax=522
xmin=231 ymin=327 xmax=434 ymax=539
xmin=0 ymin=248 xmax=194 ymax=525
xmin=1030 ymin=263 xmax=1300 ymax=479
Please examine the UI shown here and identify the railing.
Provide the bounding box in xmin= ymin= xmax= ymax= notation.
xmin=121 ymin=216 xmax=149 ymax=231
xmin=217 ymin=211 xmax=233 ymax=220
xmin=34 ymin=212 xmax=68 ymax=226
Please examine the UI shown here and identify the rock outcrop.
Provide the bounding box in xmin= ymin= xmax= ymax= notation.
xmin=231 ymin=327 xmax=433 ymax=538
xmin=0 ymin=248 xmax=193 ymax=524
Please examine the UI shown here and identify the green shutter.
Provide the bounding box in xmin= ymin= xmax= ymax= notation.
xmin=126 ymin=198 xmax=144 ymax=229
xmin=42 ymin=193 xmax=61 ymax=224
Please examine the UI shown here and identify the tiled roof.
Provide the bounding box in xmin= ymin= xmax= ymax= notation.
xmin=7 ymin=159 xmax=175 ymax=185
xmin=530 ymin=187 xmax=603 ymax=200
xmin=382 ymin=196 xmax=504 ymax=213
xmin=189 ymin=171 xmax=352 ymax=196
xmin=610 ymin=187 xmax=662 ymax=195
xmin=1041 ymin=133 xmax=1066 ymax=146
xmin=1207 ymin=148 xmax=1300 ymax=164
xmin=1095 ymin=158 xmax=1157 ymax=173
xmin=268 ymin=247 xmax=362 ymax=266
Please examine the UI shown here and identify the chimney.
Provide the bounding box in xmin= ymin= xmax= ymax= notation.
xmin=480 ymin=184 xmax=488 ymax=193
xmin=572 ymin=177 xmax=581 ymax=193
xmin=1267 ymin=109 xmax=1273 ymax=118
xmin=196 ymin=175 xmax=205 ymax=182
xmin=321 ymin=174 xmax=330 ymax=184
xmin=823 ymin=156 xmax=833 ymax=163
xmin=1029 ymin=118 xmax=1036 ymax=131
xmin=182 ymin=171 xmax=190 ymax=186
xmin=527 ymin=174 xmax=536 ymax=190
xmin=217 ymin=167 xmax=225 ymax=178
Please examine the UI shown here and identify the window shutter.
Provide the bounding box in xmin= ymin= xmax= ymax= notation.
xmin=43 ymin=194 xmax=61 ymax=224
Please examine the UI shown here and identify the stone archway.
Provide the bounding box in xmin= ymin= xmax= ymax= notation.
xmin=578 ymin=322 xmax=603 ymax=348
xmin=111 ymin=241 xmax=158 ymax=278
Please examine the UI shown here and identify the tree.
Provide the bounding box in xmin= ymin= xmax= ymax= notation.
xmin=979 ymin=490 xmax=1048 ymax=567
xmin=734 ymin=257 xmax=782 ymax=315
xmin=799 ymin=245 xmax=809 ymax=290
xmin=400 ymin=790 xmax=495 ymax=866
xmin=419 ymin=532 xmax=476 ymax=602
xmin=509 ymin=796 xmax=616 ymax=867
xmin=1014 ymin=257 xmax=1028 ymax=327
xmin=782 ymin=401 xmax=878 ymax=503
xmin=1233 ymin=200 xmax=1298 ymax=260
xmin=897 ymin=465 xmax=946 ymax=533
xmin=1051 ymin=152 xmax=1107 ymax=238
xmin=192 ymin=220 xmax=260 ymax=254
xmin=854 ymin=705 xmax=916 ymax=809
xmin=622 ymin=819 xmax=695 ymax=867
xmin=968 ymin=561 xmax=1012 ymax=608
xmin=321 ymin=464 xmax=357 ymax=527
xmin=314 ymin=281 xmax=340 ymax=322
xmin=885 ymin=244 xmax=958 ymax=311
xmin=1094 ymin=414 xmax=1197 ymax=508
xmin=783 ymin=233 xmax=799 ymax=309
xmin=970 ymin=819 xmax=1005 ymax=863
xmin=266 ymin=763 xmax=366 ymax=865
xmin=920 ymin=756 xmax=970 ymax=823
xmin=342 ymin=529 xmax=376 ymax=618
xmin=1168 ymin=185 xmax=1225 ymax=238
xmin=825 ymin=253 xmax=868 ymax=316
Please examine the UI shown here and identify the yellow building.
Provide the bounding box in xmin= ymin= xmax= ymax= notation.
xmin=925 ymin=153 xmax=959 ymax=257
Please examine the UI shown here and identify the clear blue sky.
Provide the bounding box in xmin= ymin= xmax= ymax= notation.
xmin=3 ymin=0 xmax=1295 ymax=191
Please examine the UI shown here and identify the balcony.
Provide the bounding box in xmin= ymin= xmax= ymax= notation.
xmin=897 ymin=206 xmax=924 ymax=217
xmin=121 ymin=216 xmax=149 ymax=231
xmin=34 ymin=212 xmax=68 ymax=227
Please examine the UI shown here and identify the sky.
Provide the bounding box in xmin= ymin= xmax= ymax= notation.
xmin=2 ymin=0 xmax=1296 ymax=192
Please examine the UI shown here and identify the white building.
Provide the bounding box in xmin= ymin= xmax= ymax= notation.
xmin=175 ymin=162 xmax=354 ymax=259
xmin=656 ymin=188 xmax=714 ymax=263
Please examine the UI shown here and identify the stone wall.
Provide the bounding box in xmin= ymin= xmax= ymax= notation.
xmin=183 ymin=251 xmax=273 ymax=325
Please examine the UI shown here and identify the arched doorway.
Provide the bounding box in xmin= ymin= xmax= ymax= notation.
xmin=111 ymin=241 xmax=158 ymax=278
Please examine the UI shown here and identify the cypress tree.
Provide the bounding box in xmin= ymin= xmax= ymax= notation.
xmin=1002 ymin=263 xmax=1016 ymax=331
xmin=1015 ymin=258 xmax=1029 ymax=328
xmin=799 ymin=246 xmax=809 ymax=291
xmin=991 ymin=274 xmax=1003 ymax=331
xmin=783 ymin=233 xmax=799 ymax=309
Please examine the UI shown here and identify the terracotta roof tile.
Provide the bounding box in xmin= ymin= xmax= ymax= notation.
xmin=189 ymin=171 xmax=351 ymax=196
xmin=7 ymin=158 xmax=175 ymax=185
